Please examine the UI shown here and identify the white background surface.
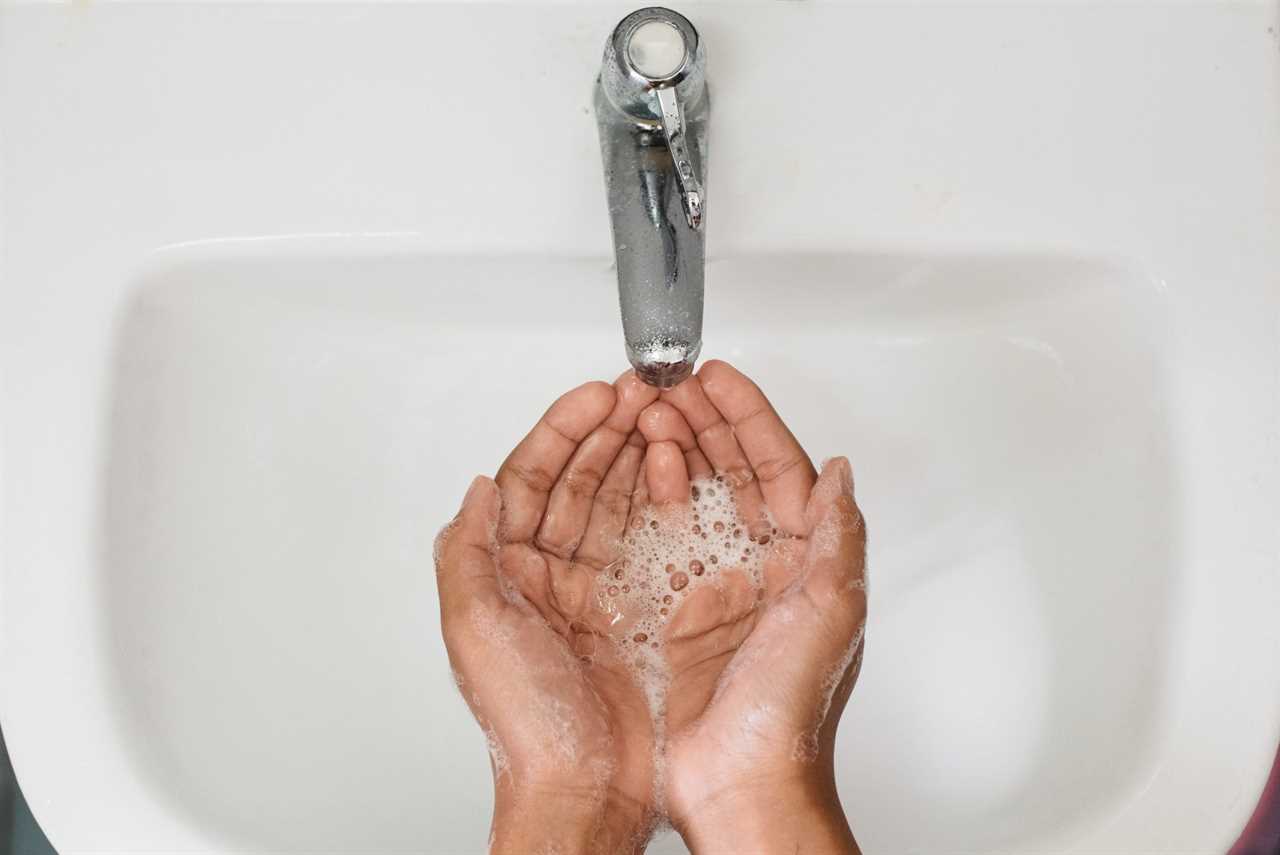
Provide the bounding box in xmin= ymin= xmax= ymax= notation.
xmin=1 ymin=2 xmax=1277 ymax=853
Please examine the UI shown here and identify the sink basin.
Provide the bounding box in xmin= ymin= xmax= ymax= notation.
xmin=2 ymin=3 xmax=1276 ymax=854
xmin=102 ymin=248 xmax=1172 ymax=853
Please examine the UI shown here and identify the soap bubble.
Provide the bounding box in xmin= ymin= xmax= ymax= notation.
xmin=584 ymin=475 xmax=777 ymax=737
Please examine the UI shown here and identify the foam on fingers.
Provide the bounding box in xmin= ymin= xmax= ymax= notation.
xmin=802 ymin=458 xmax=868 ymax=605
xmin=805 ymin=456 xmax=855 ymax=528
xmin=434 ymin=476 xmax=504 ymax=617
xmin=590 ymin=477 xmax=781 ymax=709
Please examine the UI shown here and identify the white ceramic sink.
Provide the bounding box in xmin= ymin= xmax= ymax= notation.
xmin=2 ymin=4 xmax=1277 ymax=854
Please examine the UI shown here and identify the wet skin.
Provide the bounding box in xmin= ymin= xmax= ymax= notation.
xmin=435 ymin=361 xmax=867 ymax=854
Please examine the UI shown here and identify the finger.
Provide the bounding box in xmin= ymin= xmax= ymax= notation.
xmin=536 ymin=373 xmax=658 ymax=558
xmin=535 ymin=429 xmax=618 ymax=559
xmin=761 ymin=537 xmax=807 ymax=600
xmin=435 ymin=476 xmax=504 ymax=619
xmin=645 ymin=440 xmax=690 ymax=507
xmin=609 ymin=370 xmax=663 ymax=431
xmin=547 ymin=554 xmax=595 ymax=624
xmin=496 ymin=381 xmax=616 ymax=542
xmin=661 ymin=374 xmax=769 ymax=535
xmin=496 ymin=544 xmax=584 ymax=637
xmin=497 ymin=542 xmax=554 ymax=620
xmin=803 ymin=456 xmax=857 ymax=532
xmin=632 ymin=448 xmax=651 ymax=510
xmin=687 ymin=447 xmax=713 ymax=479
xmin=576 ymin=432 xmax=646 ymax=569
xmin=637 ymin=401 xmax=714 ymax=480
xmin=801 ymin=457 xmax=868 ymax=618
xmin=697 ymin=360 xmax=816 ymax=535
xmin=663 ymin=571 xmax=760 ymax=734
xmin=666 ymin=570 xmax=759 ymax=643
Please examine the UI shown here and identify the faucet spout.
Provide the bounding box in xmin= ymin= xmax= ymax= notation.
xmin=595 ymin=7 xmax=708 ymax=388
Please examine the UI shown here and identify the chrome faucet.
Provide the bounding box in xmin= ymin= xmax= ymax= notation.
xmin=595 ymin=7 xmax=708 ymax=388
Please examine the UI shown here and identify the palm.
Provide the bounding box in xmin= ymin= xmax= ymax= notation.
xmin=669 ymin=575 xmax=864 ymax=780
xmin=443 ymin=589 xmax=617 ymax=779
xmin=486 ymin=551 xmax=656 ymax=817
xmin=437 ymin=374 xmax=666 ymax=836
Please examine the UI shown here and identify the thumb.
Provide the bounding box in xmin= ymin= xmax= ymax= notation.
xmin=803 ymin=456 xmax=856 ymax=533
xmin=435 ymin=476 xmax=504 ymax=617
xmin=801 ymin=457 xmax=867 ymax=607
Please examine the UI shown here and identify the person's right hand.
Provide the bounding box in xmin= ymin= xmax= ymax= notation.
xmin=637 ymin=360 xmax=868 ymax=854
xmin=435 ymin=373 xmax=661 ymax=855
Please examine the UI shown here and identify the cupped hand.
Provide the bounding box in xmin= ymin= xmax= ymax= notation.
xmin=637 ymin=360 xmax=868 ymax=853
xmin=435 ymin=373 xmax=662 ymax=854
xmin=437 ymin=361 xmax=867 ymax=854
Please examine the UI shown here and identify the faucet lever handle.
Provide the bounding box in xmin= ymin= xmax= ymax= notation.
xmin=655 ymin=85 xmax=704 ymax=230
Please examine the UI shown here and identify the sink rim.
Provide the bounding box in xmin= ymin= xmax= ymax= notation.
xmin=2 ymin=2 xmax=1277 ymax=852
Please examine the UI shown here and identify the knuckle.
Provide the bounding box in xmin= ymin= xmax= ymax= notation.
xmin=595 ymin=487 xmax=631 ymax=518
xmin=534 ymin=530 xmax=578 ymax=561
xmin=696 ymin=421 xmax=733 ymax=445
xmin=561 ymin=465 xmax=605 ymax=499
xmin=507 ymin=461 xmax=557 ymax=493
xmin=754 ymin=452 xmax=807 ymax=484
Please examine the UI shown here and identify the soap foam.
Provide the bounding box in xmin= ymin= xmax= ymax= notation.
xmin=581 ymin=476 xmax=781 ymax=820
xmin=792 ymin=623 xmax=865 ymax=763
xmin=593 ymin=476 xmax=775 ymax=674
xmin=485 ymin=727 xmax=510 ymax=779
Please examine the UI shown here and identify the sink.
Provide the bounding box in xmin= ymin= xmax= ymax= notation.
xmin=102 ymin=248 xmax=1173 ymax=853
xmin=2 ymin=3 xmax=1277 ymax=854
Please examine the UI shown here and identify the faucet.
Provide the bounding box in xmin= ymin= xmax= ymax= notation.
xmin=595 ymin=7 xmax=708 ymax=388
